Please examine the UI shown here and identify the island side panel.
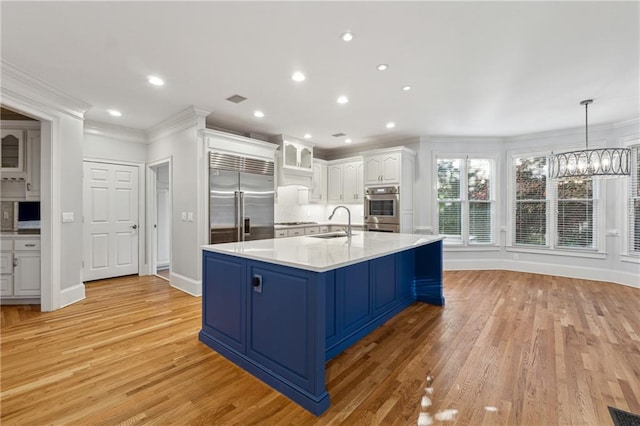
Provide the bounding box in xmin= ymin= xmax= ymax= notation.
xmin=413 ymin=239 xmax=444 ymax=305
xmin=199 ymin=251 xmax=329 ymax=416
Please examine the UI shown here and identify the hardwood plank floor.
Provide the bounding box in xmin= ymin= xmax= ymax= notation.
xmin=1 ymin=271 xmax=639 ymax=425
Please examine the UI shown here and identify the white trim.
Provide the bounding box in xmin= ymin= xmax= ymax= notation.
xmin=0 ymin=120 xmax=40 ymax=130
xmin=1 ymin=60 xmax=91 ymax=120
xmin=84 ymin=120 xmax=148 ymax=144
xmin=621 ymin=255 xmax=640 ymax=264
xmin=620 ymin=135 xmax=640 ymax=257
xmin=0 ymin=297 xmax=41 ymax=305
xmin=170 ymin=272 xmax=201 ymax=296
xmin=613 ymin=118 xmax=640 ymax=129
xmin=508 ymin=123 xmax=614 ymax=143
xmin=147 ymin=157 xmax=173 ymax=277
xmin=147 ymin=106 xmax=210 ymax=142
xmin=360 ymin=145 xmax=416 ymax=157
xmin=444 ymin=259 xmax=639 ymax=288
xmin=60 ymin=283 xmax=86 ymax=307
xmin=444 ymin=245 xmax=501 ymax=252
xmin=505 ymin=246 xmax=606 ymax=259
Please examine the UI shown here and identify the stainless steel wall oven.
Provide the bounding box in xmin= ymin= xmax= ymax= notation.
xmin=364 ymin=186 xmax=400 ymax=232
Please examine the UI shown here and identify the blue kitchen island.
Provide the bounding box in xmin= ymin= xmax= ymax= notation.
xmin=199 ymin=232 xmax=443 ymax=415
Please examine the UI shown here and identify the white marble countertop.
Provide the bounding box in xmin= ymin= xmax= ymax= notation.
xmin=203 ymin=232 xmax=442 ymax=272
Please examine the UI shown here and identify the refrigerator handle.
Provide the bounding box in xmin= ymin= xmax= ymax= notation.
xmin=235 ymin=191 xmax=242 ymax=242
xmin=240 ymin=191 xmax=250 ymax=237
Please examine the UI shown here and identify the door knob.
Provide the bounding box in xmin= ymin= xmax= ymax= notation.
xmin=131 ymin=224 xmax=138 ymax=229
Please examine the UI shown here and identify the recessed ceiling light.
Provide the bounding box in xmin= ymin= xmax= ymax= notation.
xmin=291 ymin=71 xmax=306 ymax=82
xmin=108 ymin=109 xmax=122 ymax=117
xmin=337 ymin=95 xmax=349 ymax=104
xmin=377 ymin=64 xmax=388 ymax=71
xmin=148 ymin=76 xmax=165 ymax=86
xmin=345 ymin=138 xmax=352 ymax=144
xmin=340 ymin=32 xmax=354 ymax=42
xmin=254 ymin=110 xmax=265 ymax=118
xmin=304 ymin=133 xmax=312 ymax=139
xmin=402 ymin=85 xmax=412 ymax=91
xmin=386 ymin=122 xmax=396 ymax=129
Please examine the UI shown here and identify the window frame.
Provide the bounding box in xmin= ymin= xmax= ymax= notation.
xmin=507 ymin=146 xmax=606 ymax=257
xmin=621 ymin=135 xmax=640 ymax=263
xmin=433 ymin=153 xmax=499 ymax=248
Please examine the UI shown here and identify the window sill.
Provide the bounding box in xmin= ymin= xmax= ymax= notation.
xmin=620 ymin=255 xmax=640 ymax=264
xmin=443 ymin=244 xmax=501 ymax=252
xmin=505 ymin=246 xmax=607 ymax=260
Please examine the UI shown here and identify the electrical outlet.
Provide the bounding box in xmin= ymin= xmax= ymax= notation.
xmin=181 ymin=212 xmax=187 ymax=221
xmin=62 ymin=212 xmax=74 ymax=223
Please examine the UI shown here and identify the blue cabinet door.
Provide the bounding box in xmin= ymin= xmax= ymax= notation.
xmin=338 ymin=262 xmax=371 ymax=335
xmin=371 ymin=255 xmax=397 ymax=316
xmin=202 ymin=252 xmax=247 ymax=353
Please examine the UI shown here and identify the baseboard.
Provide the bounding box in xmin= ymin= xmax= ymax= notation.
xmin=444 ymin=259 xmax=639 ymax=288
xmin=0 ymin=297 xmax=40 ymax=305
xmin=60 ymin=282 xmax=86 ymax=307
xmin=170 ymin=272 xmax=202 ymax=296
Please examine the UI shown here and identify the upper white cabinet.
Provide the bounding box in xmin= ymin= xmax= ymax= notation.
xmin=270 ymin=135 xmax=314 ymax=187
xmin=310 ymin=159 xmax=327 ymax=203
xmin=327 ymin=157 xmax=363 ymax=203
xmin=26 ymin=130 xmax=41 ymax=200
xmin=363 ymin=147 xmax=416 ymax=187
xmin=364 ymin=152 xmax=400 ymax=185
xmin=1 ymin=129 xmax=25 ymax=173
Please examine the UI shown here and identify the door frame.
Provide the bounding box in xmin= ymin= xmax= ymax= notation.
xmin=82 ymin=157 xmax=146 ymax=279
xmin=147 ymin=157 xmax=172 ymax=278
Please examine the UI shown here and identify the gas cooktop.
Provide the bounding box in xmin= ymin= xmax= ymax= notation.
xmin=275 ymin=221 xmax=318 ymax=226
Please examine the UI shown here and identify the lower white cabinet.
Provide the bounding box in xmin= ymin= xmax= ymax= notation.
xmin=0 ymin=237 xmax=40 ymax=300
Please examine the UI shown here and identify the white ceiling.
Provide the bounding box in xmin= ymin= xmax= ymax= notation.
xmin=1 ymin=1 xmax=638 ymax=149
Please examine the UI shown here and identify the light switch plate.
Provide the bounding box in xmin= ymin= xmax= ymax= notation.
xmin=62 ymin=212 xmax=74 ymax=223
xmin=181 ymin=212 xmax=187 ymax=221
xmin=187 ymin=212 xmax=193 ymax=222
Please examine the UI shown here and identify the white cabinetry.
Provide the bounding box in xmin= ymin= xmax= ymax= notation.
xmin=0 ymin=129 xmax=25 ymax=173
xmin=26 ymin=130 xmax=41 ymax=200
xmin=0 ymin=237 xmax=41 ymax=301
xmin=327 ymin=157 xmax=363 ymax=203
xmin=310 ymin=159 xmax=327 ymax=203
xmin=364 ymin=152 xmax=400 ymax=185
xmin=271 ymin=135 xmax=314 ymax=187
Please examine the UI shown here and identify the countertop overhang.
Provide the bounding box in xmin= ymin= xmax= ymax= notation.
xmin=202 ymin=232 xmax=443 ymax=272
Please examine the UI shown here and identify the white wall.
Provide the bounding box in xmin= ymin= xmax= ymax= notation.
xmin=147 ymin=107 xmax=209 ymax=296
xmin=83 ymin=122 xmax=147 ymax=163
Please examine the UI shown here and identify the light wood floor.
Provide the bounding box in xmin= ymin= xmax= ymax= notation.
xmin=1 ymin=271 xmax=639 ymax=425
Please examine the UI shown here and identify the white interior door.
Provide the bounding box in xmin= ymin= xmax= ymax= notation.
xmin=83 ymin=161 xmax=139 ymax=281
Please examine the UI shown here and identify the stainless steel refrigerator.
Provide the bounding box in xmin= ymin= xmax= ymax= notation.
xmin=209 ymin=152 xmax=275 ymax=244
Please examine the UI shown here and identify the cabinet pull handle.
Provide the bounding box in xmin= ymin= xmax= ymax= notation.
xmin=27 ymin=183 xmax=31 ymax=191
xmin=13 ymin=258 xmax=18 ymax=267
xmin=25 ymin=243 xmax=36 ymax=247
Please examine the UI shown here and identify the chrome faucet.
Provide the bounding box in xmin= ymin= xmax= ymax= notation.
xmin=328 ymin=205 xmax=352 ymax=237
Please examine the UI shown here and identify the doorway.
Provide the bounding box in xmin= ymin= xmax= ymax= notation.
xmin=149 ymin=160 xmax=171 ymax=281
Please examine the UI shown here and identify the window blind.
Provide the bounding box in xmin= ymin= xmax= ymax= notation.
xmin=629 ymin=146 xmax=640 ymax=254
xmin=514 ymin=157 xmax=548 ymax=246
xmin=437 ymin=157 xmax=494 ymax=245
xmin=555 ymin=179 xmax=596 ymax=248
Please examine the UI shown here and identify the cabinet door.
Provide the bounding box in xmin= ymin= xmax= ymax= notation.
xmin=355 ymin=161 xmax=364 ymax=201
xmin=371 ymin=255 xmax=397 ymax=316
xmin=310 ymin=162 xmax=326 ymax=202
xmin=0 ymin=252 xmax=13 ymax=274
xmin=26 ymin=130 xmax=41 ymax=200
xmin=0 ymin=274 xmax=13 ymax=296
xmin=1 ymin=129 xmax=25 ymax=172
xmin=14 ymin=252 xmax=40 ymax=296
xmin=327 ymin=164 xmax=343 ymax=202
xmin=299 ymin=147 xmax=312 ymax=170
xmin=284 ymin=142 xmax=298 ymax=168
xmin=364 ymin=157 xmax=382 ymax=185
xmin=343 ymin=162 xmax=358 ymax=201
xmin=381 ymin=154 xmax=400 ymax=183
xmin=202 ymin=252 xmax=246 ymax=353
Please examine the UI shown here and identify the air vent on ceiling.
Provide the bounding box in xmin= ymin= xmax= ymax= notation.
xmin=226 ymin=94 xmax=247 ymax=104
xmin=332 ymin=132 xmax=347 ymax=137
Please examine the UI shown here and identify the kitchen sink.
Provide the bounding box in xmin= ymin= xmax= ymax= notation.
xmin=309 ymin=232 xmax=357 ymax=239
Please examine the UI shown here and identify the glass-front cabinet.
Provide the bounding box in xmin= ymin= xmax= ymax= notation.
xmin=281 ymin=137 xmax=313 ymax=172
xmin=1 ymin=130 xmax=25 ymax=173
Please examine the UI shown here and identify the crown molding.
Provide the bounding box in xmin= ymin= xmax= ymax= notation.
xmin=147 ymin=106 xmax=210 ymax=142
xmin=0 ymin=119 xmax=40 ymax=130
xmin=84 ymin=120 xmax=148 ymax=144
xmin=506 ymin=121 xmax=615 ymax=144
xmin=612 ymin=117 xmax=640 ymax=129
xmin=0 ymin=60 xmax=91 ymax=120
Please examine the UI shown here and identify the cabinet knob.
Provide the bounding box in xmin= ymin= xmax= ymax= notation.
xmin=13 ymin=258 xmax=18 ymax=267
xmin=131 ymin=224 xmax=138 ymax=230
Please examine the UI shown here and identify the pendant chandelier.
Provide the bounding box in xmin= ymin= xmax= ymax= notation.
xmin=548 ymin=99 xmax=631 ymax=179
